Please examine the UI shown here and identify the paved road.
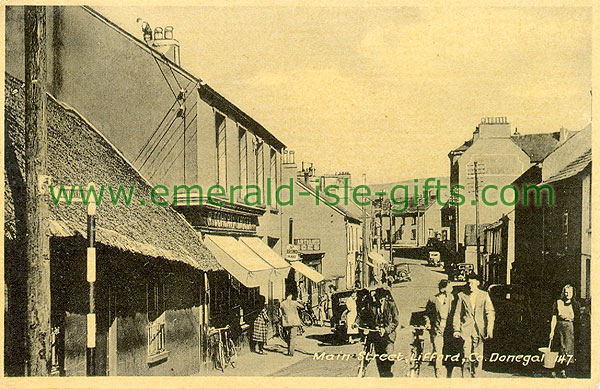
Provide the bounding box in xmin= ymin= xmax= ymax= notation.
xmin=271 ymin=258 xmax=458 ymax=377
xmin=223 ymin=257 xmax=518 ymax=378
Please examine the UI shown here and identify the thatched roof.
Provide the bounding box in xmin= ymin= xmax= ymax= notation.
xmin=4 ymin=73 xmax=220 ymax=271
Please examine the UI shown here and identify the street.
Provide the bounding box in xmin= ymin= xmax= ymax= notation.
xmin=220 ymin=258 xmax=515 ymax=378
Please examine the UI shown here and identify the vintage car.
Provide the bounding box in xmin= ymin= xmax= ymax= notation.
xmin=329 ymin=289 xmax=355 ymax=340
xmin=450 ymin=263 xmax=474 ymax=281
xmin=386 ymin=263 xmax=412 ymax=285
xmin=428 ymin=251 xmax=442 ymax=267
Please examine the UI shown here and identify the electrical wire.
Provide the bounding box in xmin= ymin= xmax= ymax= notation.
xmin=143 ymin=103 xmax=197 ymax=172
xmin=149 ymin=110 xmax=199 ymax=179
xmin=133 ymin=98 xmax=179 ymax=164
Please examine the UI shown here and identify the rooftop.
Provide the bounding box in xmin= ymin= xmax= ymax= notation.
xmin=4 ymin=73 xmax=220 ymax=271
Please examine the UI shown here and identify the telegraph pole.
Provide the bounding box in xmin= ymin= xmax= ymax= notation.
xmin=24 ymin=5 xmax=51 ymax=376
xmin=361 ymin=174 xmax=368 ymax=288
xmin=86 ymin=184 xmax=97 ymax=376
xmin=474 ymin=162 xmax=481 ymax=274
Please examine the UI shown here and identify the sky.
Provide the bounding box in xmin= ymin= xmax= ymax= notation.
xmin=95 ymin=6 xmax=592 ymax=184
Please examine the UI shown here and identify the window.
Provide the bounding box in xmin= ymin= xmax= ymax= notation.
xmin=270 ymin=147 xmax=278 ymax=208
xmin=255 ymin=139 xmax=264 ymax=204
xmin=411 ymin=229 xmax=417 ymax=241
xmin=238 ymin=127 xmax=248 ymax=200
xmin=147 ymin=280 xmax=167 ymax=362
xmin=562 ymin=210 xmax=569 ymax=251
xmin=216 ymin=112 xmax=227 ymax=187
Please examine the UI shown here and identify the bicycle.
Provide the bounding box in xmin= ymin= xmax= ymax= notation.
xmin=208 ymin=325 xmax=238 ymax=372
xmin=356 ymin=326 xmax=380 ymax=378
xmin=408 ymin=325 xmax=427 ymax=377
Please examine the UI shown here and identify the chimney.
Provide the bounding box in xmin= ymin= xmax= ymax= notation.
xmin=152 ymin=25 xmax=181 ymax=66
xmin=478 ymin=116 xmax=511 ymax=139
xmin=559 ymin=127 xmax=570 ymax=143
xmin=472 ymin=126 xmax=480 ymax=142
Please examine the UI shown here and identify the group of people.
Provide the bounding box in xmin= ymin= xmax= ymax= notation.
xmin=424 ymin=273 xmax=495 ymax=378
xmin=424 ymin=274 xmax=579 ymax=378
xmin=248 ymin=273 xmax=579 ymax=379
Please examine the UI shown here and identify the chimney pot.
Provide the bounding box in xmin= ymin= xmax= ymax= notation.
xmin=164 ymin=26 xmax=174 ymax=39
xmin=154 ymin=27 xmax=164 ymax=40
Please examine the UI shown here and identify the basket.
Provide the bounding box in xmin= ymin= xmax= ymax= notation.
xmin=538 ymin=339 xmax=558 ymax=369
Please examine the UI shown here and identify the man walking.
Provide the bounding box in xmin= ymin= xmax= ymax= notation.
xmin=453 ymin=273 xmax=495 ymax=377
xmin=425 ymin=279 xmax=452 ymax=378
xmin=373 ymin=288 xmax=399 ymax=377
xmin=280 ymin=291 xmax=302 ymax=356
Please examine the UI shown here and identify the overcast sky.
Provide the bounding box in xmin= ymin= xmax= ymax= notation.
xmin=95 ymin=6 xmax=592 ymax=184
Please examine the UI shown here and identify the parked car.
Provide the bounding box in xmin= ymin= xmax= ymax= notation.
xmin=329 ymin=290 xmax=354 ymax=340
xmin=449 ymin=263 xmax=473 ymax=281
xmin=428 ymin=251 xmax=442 ymax=267
xmin=386 ymin=263 xmax=412 ymax=285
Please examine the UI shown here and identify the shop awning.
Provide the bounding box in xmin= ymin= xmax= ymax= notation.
xmin=368 ymin=251 xmax=388 ymax=267
xmin=290 ymin=261 xmax=325 ymax=283
xmin=239 ymin=237 xmax=290 ymax=300
xmin=204 ymin=235 xmax=272 ymax=289
xmin=239 ymin=237 xmax=290 ymax=270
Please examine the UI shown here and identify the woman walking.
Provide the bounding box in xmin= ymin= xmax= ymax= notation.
xmin=549 ymin=283 xmax=580 ymax=377
xmin=252 ymin=295 xmax=269 ymax=354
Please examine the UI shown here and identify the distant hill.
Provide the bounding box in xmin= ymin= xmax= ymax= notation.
xmin=369 ymin=176 xmax=450 ymax=202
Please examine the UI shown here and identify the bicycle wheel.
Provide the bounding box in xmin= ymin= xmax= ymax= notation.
xmin=227 ymin=338 xmax=238 ymax=368
xmin=217 ymin=341 xmax=226 ymax=372
xmin=300 ymin=311 xmax=314 ymax=327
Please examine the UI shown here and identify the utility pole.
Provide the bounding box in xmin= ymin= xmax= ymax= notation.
xmin=388 ymin=202 xmax=394 ymax=267
xmin=86 ymin=184 xmax=97 ymax=376
xmin=24 ymin=5 xmax=51 ymax=376
xmin=361 ymin=174 xmax=368 ymax=288
xmin=474 ymin=162 xmax=481 ymax=274
xmin=378 ymin=194 xmax=383 ymax=252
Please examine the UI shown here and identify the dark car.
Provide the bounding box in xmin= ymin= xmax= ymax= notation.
xmin=329 ymin=290 xmax=355 ymax=339
xmin=450 ymin=263 xmax=474 ymax=281
xmin=386 ymin=263 xmax=412 ymax=285
xmin=484 ymin=284 xmax=535 ymax=369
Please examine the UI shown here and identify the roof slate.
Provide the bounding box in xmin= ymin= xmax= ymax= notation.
xmin=544 ymin=149 xmax=591 ymax=184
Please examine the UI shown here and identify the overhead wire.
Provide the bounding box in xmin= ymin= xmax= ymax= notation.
xmin=133 ymin=98 xmax=179 ymax=164
xmin=149 ymin=110 xmax=199 ymax=180
xmin=143 ymin=102 xmax=198 ymax=171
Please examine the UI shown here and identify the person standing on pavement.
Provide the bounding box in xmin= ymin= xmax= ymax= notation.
xmin=549 ymin=283 xmax=580 ymax=378
xmin=251 ymin=295 xmax=269 ymax=354
xmin=453 ymin=273 xmax=495 ymax=378
xmin=345 ymin=290 xmax=359 ymax=343
xmin=425 ymin=279 xmax=452 ymax=378
xmin=280 ymin=291 xmax=303 ymax=356
xmin=373 ymin=287 xmax=400 ymax=377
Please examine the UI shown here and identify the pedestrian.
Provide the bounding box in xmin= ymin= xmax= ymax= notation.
xmin=425 ymin=279 xmax=452 ymax=378
xmin=371 ymin=287 xmax=400 ymax=377
xmin=345 ymin=290 xmax=359 ymax=343
xmin=326 ymin=284 xmax=337 ymax=321
xmin=251 ymin=295 xmax=269 ymax=355
xmin=279 ymin=291 xmax=302 ymax=356
xmin=317 ymin=290 xmax=328 ymax=326
xmin=452 ymin=272 xmax=495 ymax=378
xmin=549 ymin=283 xmax=580 ymax=378
xmin=297 ymin=280 xmax=307 ymax=305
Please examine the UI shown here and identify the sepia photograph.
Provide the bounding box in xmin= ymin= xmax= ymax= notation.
xmin=1 ymin=2 xmax=597 ymax=387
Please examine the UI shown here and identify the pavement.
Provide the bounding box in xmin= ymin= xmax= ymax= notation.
xmin=211 ymin=258 xmax=528 ymax=378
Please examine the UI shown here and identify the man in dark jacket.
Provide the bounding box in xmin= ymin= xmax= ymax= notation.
xmin=372 ymin=288 xmax=400 ymax=377
xmin=425 ymin=279 xmax=452 ymax=377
